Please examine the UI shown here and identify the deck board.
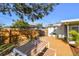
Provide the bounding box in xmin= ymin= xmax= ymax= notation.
xmin=40 ymin=36 xmax=73 ymax=56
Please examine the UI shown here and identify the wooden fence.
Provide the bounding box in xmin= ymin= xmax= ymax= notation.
xmin=0 ymin=28 xmax=47 ymax=45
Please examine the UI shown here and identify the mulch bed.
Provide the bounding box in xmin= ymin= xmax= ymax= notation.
xmin=70 ymin=46 xmax=79 ymax=56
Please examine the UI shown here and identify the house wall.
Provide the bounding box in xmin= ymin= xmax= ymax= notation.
xmin=48 ymin=27 xmax=54 ymax=36
xmin=48 ymin=26 xmax=65 ymax=39
xmin=54 ymin=26 xmax=65 ymax=38
xmin=69 ymin=25 xmax=79 ymax=31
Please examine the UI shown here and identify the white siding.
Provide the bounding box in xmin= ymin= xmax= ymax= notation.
xmin=48 ymin=26 xmax=65 ymax=38
xmin=48 ymin=27 xmax=54 ymax=36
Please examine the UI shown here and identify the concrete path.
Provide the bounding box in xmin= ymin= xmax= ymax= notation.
xmin=40 ymin=36 xmax=73 ymax=56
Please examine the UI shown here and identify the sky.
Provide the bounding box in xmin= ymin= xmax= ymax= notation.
xmin=0 ymin=3 xmax=79 ymax=26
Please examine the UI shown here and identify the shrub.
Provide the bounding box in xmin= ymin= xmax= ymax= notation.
xmin=69 ymin=30 xmax=79 ymax=41
xmin=69 ymin=30 xmax=79 ymax=46
xmin=0 ymin=44 xmax=14 ymax=56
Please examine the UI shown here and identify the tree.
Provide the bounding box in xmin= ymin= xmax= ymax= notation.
xmin=12 ymin=20 xmax=30 ymax=28
xmin=0 ymin=24 xmax=5 ymax=28
xmin=0 ymin=24 xmax=5 ymax=31
xmin=0 ymin=3 xmax=58 ymax=22
xmin=0 ymin=3 xmax=58 ymax=45
xmin=0 ymin=24 xmax=2 ymax=28
xmin=36 ymin=23 xmax=43 ymax=29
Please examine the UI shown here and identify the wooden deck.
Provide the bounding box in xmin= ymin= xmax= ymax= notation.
xmin=40 ymin=36 xmax=73 ymax=56
xmin=43 ymin=48 xmax=56 ymax=56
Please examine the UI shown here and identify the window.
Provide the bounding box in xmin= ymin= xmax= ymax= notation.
xmin=69 ymin=25 xmax=79 ymax=32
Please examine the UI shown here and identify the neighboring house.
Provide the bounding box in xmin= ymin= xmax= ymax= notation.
xmin=61 ymin=19 xmax=79 ymax=41
xmin=48 ymin=23 xmax=65 ymax=39
xmin=48 ymin=19 xmax=79 ymax=41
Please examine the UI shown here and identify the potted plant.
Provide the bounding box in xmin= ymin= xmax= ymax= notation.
xmin=69 ymin=30 xmax=79 ymax=48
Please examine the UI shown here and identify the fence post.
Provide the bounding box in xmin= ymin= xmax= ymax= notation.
xmin=9 ymin=29 xmax=12 ymax=43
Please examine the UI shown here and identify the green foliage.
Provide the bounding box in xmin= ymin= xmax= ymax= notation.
xmin=36 ymin=23 xmax=43 ymax=29
xmin=0 ymin=3 xmax=58 ymax=22
xmin=12 ymin=20 xmax=30 ymax=28
xmin=0 ymin=44 xmax=14 ymax=55
xmin=76 ymin=39 xmax=79 ymax=46
xmin=69 ymin=30 xmax=78 ymax=41
xmin=69 ymin=30 xmax=78 ymax=36
xmin=69 ymin=30 xmax=79 ymax=46
xmin=0 ymin=44 xmax=13 ymax=52
xmin=0 ymin=24 xmax=5 ymax=28
xmin=76 ymin=34 xmax=79 ymax=46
